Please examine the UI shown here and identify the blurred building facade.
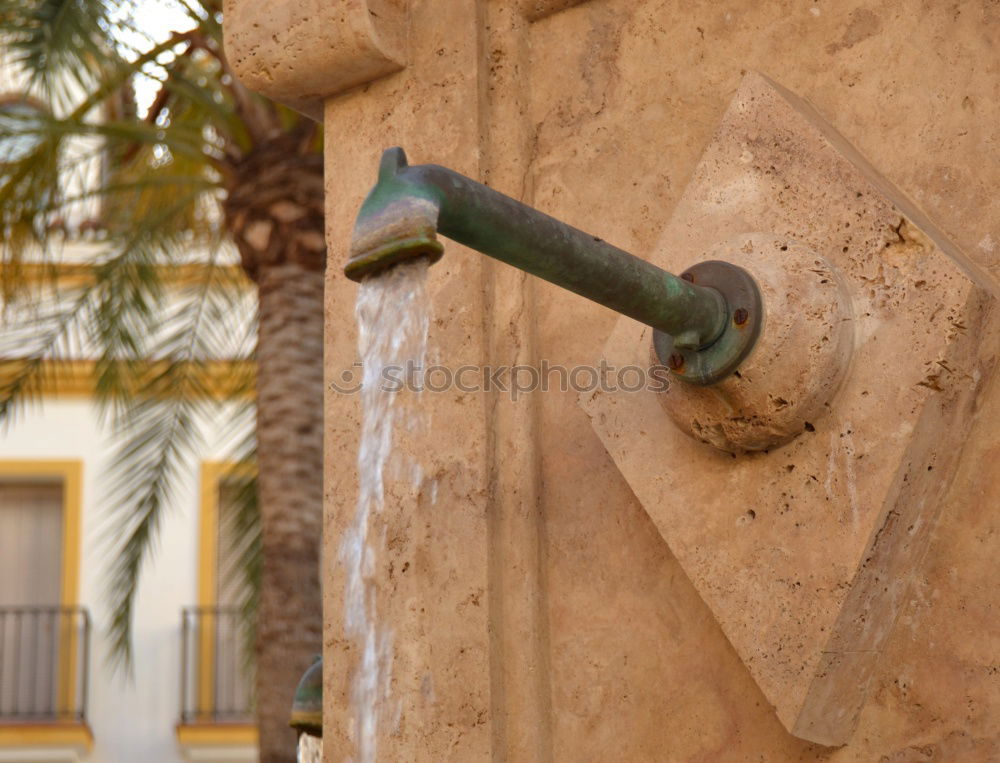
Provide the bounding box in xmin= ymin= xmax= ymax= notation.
xmin=0 ymin=50 xmax=259 ymax=763
xmin=0 ymin=267 xmax=258 ymax=763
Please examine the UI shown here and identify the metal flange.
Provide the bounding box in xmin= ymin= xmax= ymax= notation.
xmin=652 ymin=260 xmax=763 ymax=386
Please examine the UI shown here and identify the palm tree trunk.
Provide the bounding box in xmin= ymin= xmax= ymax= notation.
xmin=224 ymin=136 xmax=326 ymax=761
xmin=255 ymin=260 xmax=325 ymax=761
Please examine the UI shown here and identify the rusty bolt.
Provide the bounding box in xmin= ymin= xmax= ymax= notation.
xmin=680 ymin=272 xmax=695 ymax=283
xmin=667 ymin=353 xmax=685 ymax=372
xmin=733 ymin=307 xmax=749 ymax=326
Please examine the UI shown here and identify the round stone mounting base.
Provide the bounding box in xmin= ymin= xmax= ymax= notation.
xmin=653 ymin=233 xmax=854 ymax=454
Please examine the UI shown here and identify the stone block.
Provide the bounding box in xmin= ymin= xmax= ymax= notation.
xmin=223 ymin=0 xmax=406 ymax=120
xmin=580 ymin=72 xmax=997 ymax=746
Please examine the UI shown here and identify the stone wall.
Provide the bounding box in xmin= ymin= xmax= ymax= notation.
xmin=227 ymin=1 xmax=1000 ymax=759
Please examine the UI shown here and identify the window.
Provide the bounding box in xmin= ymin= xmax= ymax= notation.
xmin=0 ymin=480 xmax=63 ymax=604
xmin=207 ymin=475 xmax=255 ymax=720
xmin=179 ymin=463 xmax=256 ymax=731
xmin=0 ymin=481 xmax=63 ymax=717
xmin=0 ymin=461 xmax=88 ymax=733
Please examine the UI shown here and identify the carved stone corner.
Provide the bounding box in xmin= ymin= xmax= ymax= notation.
xmin=223 ymin=0 xmax=407 ymax=121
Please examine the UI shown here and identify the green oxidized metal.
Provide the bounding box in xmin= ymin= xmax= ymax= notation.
xmin=346 ymin=147 xmax=762 ymax=385
xmin=289 ymin=655 xmax=322 ymax=738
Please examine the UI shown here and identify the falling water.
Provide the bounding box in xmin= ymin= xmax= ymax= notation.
xmin=340 ymin=259 xmax=430 ymax=762
xmin=297 ymin=734 xmax=323 ymax=763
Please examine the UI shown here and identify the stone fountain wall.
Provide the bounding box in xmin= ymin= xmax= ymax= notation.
xmin=226 ymin=1 xmax=1000 ymax=758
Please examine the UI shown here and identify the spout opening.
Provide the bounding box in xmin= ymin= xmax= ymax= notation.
xmin=345 ymin=236 xmax=444 ymax=282
xmin=290 ymin=711 xmax=323 ymax=739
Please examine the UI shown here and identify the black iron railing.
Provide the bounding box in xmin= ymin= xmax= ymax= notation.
xmin=0 ymin=606 xmax=90 ymax=722
xmin=180 ymin=606 xmax=254 ymax=723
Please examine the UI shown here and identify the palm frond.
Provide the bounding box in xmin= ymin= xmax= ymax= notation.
xmin=99 ymin=242 xmax=254 ymax=671
xmin=100 ymin=389 xmax=208 ymax=670
xmin=0 ymin=282 xmax=94 ymax=425
xmin=0 ymin=0 xmax=119 ymax=108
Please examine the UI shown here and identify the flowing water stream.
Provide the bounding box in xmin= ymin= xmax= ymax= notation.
xmin=338 ymin=259 xmax=431 ymax=762
xmin=297 ymin=733 xmax=323 ymax=763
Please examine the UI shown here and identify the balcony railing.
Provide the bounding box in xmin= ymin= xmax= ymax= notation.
xmin=180 ymin=606 xmax=254 ymax=724
xmin=0 ymin=606 xmax=90 ymax=722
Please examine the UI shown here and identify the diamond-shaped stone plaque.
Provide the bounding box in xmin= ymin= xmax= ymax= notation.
xmin=580 ymin=73 xmax=997 ymax=746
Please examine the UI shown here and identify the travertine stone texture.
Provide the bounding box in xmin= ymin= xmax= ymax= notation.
xmin=223 ymin=0 xmax=406 ymax=119
xmin=526 ymin=5 xmax=1000 ymax=757
xmin=582 ymin=72 xmax=997 ymax=745
xmin=521 ymin=0 xmax=589 ymax=21
xmin=229 ymin=0 xmax=1000 ymax=759
xmin=318 ymin=5 xmax=497 ymax=761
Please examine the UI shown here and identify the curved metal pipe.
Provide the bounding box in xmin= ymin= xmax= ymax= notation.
xmin=346 ymin=148 xmax=762 ymax=383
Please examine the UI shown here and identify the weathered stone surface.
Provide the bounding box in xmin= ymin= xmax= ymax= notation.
xmin=580 ymin=72 xmax=998 ymax=745
xmin=521 ymin=0 xmax=590 ymax=21
xmin=318 ymin=5 xmax=496 ymax=760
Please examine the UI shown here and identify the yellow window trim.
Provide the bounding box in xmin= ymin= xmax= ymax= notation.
xmin=0 ymin=262 xmax=250 ymax=290
xmin=0 ymin=359 xmax=254 ymax=399
xmin=0 ymin=461 xmax=83 ymax=724
xmin=197 ymin=461 xmax=227 ymax=715
xmin=176 ymin=723 xmax=258 ymax=746
xmin=0 ymin=723 xmax=93 ymax=750
xmin=196 ymin=461 xmax=253 ymax=721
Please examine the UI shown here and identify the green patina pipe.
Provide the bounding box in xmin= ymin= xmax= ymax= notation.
xmin=345 ymin=148 xmax=728 ymax=352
